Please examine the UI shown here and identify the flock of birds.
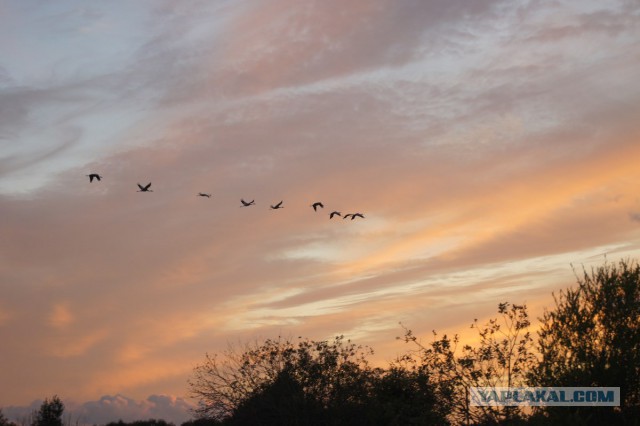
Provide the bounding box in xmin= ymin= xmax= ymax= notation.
xmin=86 ymin=173 xmax=366 ymax=220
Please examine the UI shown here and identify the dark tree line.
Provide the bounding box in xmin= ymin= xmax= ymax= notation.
xmin=188 ymin=335 xmax=447 ymax=425
xmin=2 ymin=258 xmax=639 ymax=425
xmin=189 ymin=259 xmax=640 ymax=425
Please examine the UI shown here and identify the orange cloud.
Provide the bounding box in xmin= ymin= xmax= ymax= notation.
xmin=49 ymin=303 xmax=74 ymax=329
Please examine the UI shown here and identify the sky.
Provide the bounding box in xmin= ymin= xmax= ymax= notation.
xmin=1 ymin=0 xmax=640 ymax=423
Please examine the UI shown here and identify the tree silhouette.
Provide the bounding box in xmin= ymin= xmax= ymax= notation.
xmin=188 ymin=335 xmax=448 ymax=425
xmin=31 ymin=396 xmax=64 ymax=426
xmin=399 ymin=302 xmax=535 ymax=425
xmin=367 ymin=366 xmax=449 ymax=425
xmin=229 ymin=367 xmax=323 ymax=425
xmin=189 ymin=336 xmax=376 ymax=422
xmin=529 ymin=258 xmax=640 ymax=424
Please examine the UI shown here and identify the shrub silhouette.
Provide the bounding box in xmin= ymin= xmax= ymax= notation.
xmin=529 ymin=258 xmax=640 ymax=425
xmin=399 ymin=302 xmax=535 ymax=425
xmin=188 ymin=335 xmax=448 ymax=425
xmin=31 ymin=396 xmax=64 ymax=426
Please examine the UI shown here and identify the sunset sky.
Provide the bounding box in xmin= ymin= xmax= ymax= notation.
xmin=1 ymin=0 xmax=640 ymax=423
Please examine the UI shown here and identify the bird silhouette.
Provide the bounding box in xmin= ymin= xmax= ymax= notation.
xmin=270 ymin=201 xmax=284 ymax=209
xmin=311 ymin=202 xmax=324 ymax=211
xmin=343 ymin=213 xmax=354 ymax=220
xmin=87 ymin=173 xmax=102 ymax=183
xmin=241 ymin=199 xmax=255 ymax=207
xmin=198 ymin=193 xmax=212 ymax=198
xmin=351 ymin=213 xmax=365 ymax=220
xmin=137 ymin=183 xmax=153 ymax=192
xmin=329 ymin=211 xmax=341 ymax=219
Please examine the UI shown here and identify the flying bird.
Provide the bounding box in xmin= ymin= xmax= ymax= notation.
xmin=343 ymin=213 xmax=365 ymax=220
xmin=270 ymin=201 xmax=284 ymax=210
xmin=311 ymin=202 xmax=324 ymax=211
xmin=137 ymin=183 xmax=153 ymax=192
xmin=241 ymin=199 xmax=255 ymax=207
xmin=329 ymin=211 xmax=341 ymax=219
xmin=86 ymin=173 xmax=102 ymax=183
xmin=198 ymin=193 xmax=212 ymax=198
